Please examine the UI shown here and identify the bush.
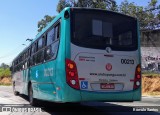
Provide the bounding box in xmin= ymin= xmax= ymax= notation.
xmin=0 ymin=68 xmax=11 ymax=78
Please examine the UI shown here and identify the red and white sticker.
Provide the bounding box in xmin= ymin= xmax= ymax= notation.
xmin=106 ymin=63 xmax=112 ymax=71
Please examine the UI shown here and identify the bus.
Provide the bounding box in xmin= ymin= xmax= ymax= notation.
xmin=11 ymin=7 xmax=141 ymax=106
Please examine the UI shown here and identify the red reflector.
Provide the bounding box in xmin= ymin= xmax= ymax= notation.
xmin=79 ymin=78 xmax=85 ymax=80
xmin=137 ymin=75 xmax=141 ymax=79
xmin=79 ymin=58 xmax=85 ymax=61
xmin=69 ymin=71 xmax=75 ymax=77
xmin=130 ymin=79 xmax=135 ymax=82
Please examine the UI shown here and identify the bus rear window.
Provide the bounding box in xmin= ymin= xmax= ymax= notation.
xmin=71 ymin=10 xmax=138 ymax=51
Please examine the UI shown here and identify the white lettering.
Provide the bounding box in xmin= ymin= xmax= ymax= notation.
xmin=44 ymin=68 xmax=53 ymax=77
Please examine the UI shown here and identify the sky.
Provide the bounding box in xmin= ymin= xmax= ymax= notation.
xmin=0 ymin=0 xmax=159 ymax=65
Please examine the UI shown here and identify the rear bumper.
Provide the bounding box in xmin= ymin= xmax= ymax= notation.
xmin=63 ymin=85 xmax=141 ymax=102
xmin=80 ymin=88 xmax=141 ymax=102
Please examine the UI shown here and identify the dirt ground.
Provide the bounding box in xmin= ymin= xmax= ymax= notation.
xmin=142 ymin=76 xmax=160 ymax=96
xmin=0 ymin=77 xmax=11 ymax=85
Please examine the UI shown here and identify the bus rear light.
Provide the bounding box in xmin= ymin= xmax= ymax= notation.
xmin=137 ymin=75 xmax=141 ymax=79
xmin=136 ymin=66 xmax=141 ymax=73
xmin=67 ymin=63 xmax=74 ymax=69
xmin=71 ymin=80 xmax=76 ymax=85
xmin=66 ymin=59 xmax=80 ymax=90
xmin=133 ymin=64 xmax=141 ymax=90
xmin=69 ymin=71 xmax=75 ymax=77
xmin=136 ymin=81 xmax=140 ymax=86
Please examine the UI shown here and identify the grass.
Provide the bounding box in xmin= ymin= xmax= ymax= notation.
xmin=143 ymin=92 xmax=160 ymax=96
xmin=0 ymin=83 xmax=12 ymax=86
xmin=142 ymin=73 xmax=160 ymax=77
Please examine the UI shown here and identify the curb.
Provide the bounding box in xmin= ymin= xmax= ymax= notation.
xmin=142 ymin=96 xmax=160 ymax=98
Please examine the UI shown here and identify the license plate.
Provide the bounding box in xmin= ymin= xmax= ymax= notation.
xmin=100 ymin=83 xmax=115 ymax=89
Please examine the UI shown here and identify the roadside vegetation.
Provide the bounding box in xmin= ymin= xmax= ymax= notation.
xmin=38 ymin=0 xmax=160 ymax=32
xmin=0 ymin=63 xmax=11 ymax=86
xmin=142 ymin=72 xmax=160 ymax=77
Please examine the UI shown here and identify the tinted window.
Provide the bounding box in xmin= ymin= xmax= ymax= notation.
xmin=55 ymin=24 xmax=60 ymax=40
xmin=44 ymin=22 xmax=60 ymax=61
xmin=71 ymin=10 xmax=138 ymax=51
xmin=36 ymin=50 xmax=44 ymax=64
xmin=38 ymin=38 xmax=43 ymax=50
xmin=31 ymin=43 xmax=37 ymax=55
xmin=47 ymin=27 xmax=55 ymax=46
xmin=30 ymin=56 xmax=33 ymax=66
xmin=44 ymin=41 xmax=59 ymax=61
xmin=31 ymin=45 xmax=35 ymax=55
xmin=28 ymin=48 xmax=31 ymax=57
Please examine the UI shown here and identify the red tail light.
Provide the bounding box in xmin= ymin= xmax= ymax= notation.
xmin=66 ymin=59 xmax=80 ymax=90
xmin=133 ymin=64 xmax=141 ymax=90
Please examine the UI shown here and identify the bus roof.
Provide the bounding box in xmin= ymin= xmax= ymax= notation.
xmin=12 ymin=7 xmax=137 ymax=62
xmin=71 ymin=7 xmax=137 ymax=20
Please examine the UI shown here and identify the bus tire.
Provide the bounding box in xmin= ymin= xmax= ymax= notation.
xmin=13 ymin=82 xmax=19 ymax=96
xmin=28 ymin=84 xmax=38 ymax=106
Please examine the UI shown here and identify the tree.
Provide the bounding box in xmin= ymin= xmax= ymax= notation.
xmin=57 ymin=0 xmax=71 ymax=13
xmin=56 ymin=0 xmax=117 ymax=13
xmin=38 ymin=15 xmax=55 ymax=32
xmin=0 ymin=63 xmax=11 ymax=78
xmin=38 ymin=0 xmax=117 ymax=32
xmin=119 ymin=0 xmax=160 ymax=30
xmin=38 ymin=0 xmax=160 ymax=33
xmin=145 ymin=0 xmax=160 ymax=30
xmin=0 ymin=63 xmax=9 ymax=69
xmin=0 ymin=68 xmax=11 ymax=78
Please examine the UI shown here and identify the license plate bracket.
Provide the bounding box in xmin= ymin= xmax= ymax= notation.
xmin=100 ymin=83 xmax=115 ymax=89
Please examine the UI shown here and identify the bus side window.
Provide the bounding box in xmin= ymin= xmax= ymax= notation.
xmin=42 ymin=34 xmax=47 ymax=47
xmin=55 ymin=23 xmax=60 ymax=40
xmin=38 ymin=38 xmax=43 ymax=50
xmin=27 ymin=48 xmax=31 ymax=67
xmin=44 ymin=21 xmax=60 ymax=61
xmin=30 ymin=45 xmax=34 ymax=66
xmin=44 ymin=27 xmax=54 ymax=61
xmin=35 ymin=42 xmax=38 ymax=53
xmin=47 ymin=27 xmax=55 ymax=46
xmin=36 ymin=37 xmax=44 ymax=64
xmin=30 ymin=56 xmax=33 ymax=66
xmin=34 ymin=42 xmax=38 ymax=65
xmin=31 ymin=45 xmax=34 ymax=55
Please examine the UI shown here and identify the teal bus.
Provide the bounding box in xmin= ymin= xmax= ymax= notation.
xmin=11 ymin=7 xmax=141 ymax=106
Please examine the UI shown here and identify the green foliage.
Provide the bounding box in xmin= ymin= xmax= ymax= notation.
xmin=56 ymin=0 xmax=117 ymax=13
xmin=142 ymin=73 xmax=160 ymax=77
xmin=0 ymin=83 xmax=11 ymax=86
xmin=0 ymin=63 xmax=9 ymax=69
xmin=38 ymin=0 xmax=160 ymax=32
xmin=57 ymin=0 xmax=71 ymax=13
xmin=0 ymin=68 xmax=11 ymax=78
xmin=38 ymin=15 xmax=55 ymax=32
xmin=0 ymin=63 xmax=11 ymax=78
xmin=119 ymin=0 xmax=160 ymax=30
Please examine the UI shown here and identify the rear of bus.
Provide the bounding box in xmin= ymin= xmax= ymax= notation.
xmin=64 ymin=8 xmax=141 ymax=102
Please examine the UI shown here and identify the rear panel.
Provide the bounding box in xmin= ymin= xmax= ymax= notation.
xmin=71 ymin=44 xmax=139 ymax=92
xmin=69 ymin=8 xmax=141 ymax=97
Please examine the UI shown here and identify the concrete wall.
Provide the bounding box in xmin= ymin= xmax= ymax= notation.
xmin=141 ymin=29 xmax=160 ymax=72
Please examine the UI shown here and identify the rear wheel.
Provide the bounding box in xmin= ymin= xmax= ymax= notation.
xmin=28 ymin=84 xmax=38 ymax=106
xmin=13 ymin=82 xmax=19 ymax=96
